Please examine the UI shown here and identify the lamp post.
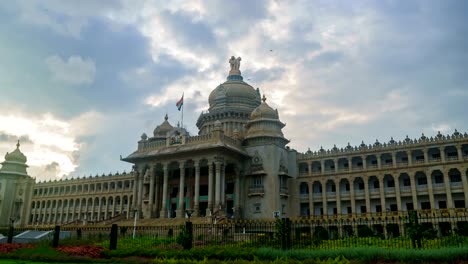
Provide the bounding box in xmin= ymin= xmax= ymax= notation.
xmin=132 ymin=208 xmax=138 ymax=239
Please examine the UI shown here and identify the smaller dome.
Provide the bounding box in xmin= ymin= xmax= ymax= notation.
xmin=153 ymin=114 xmax=174 ymax=137
xmin=5 ymin=141 xmax=27 ymax=164
xmin=250 ymin=95 xmax=279 ymax=120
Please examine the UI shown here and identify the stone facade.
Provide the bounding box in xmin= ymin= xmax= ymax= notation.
xmin=1 ymin=57 xmax=468 ymax=227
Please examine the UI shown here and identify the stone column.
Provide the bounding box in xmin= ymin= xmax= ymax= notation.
xmin=321 ymin=180 xmax=327 ymax=215
xmin=336 ymin=179 xmax=341 ymax=215
xmin=234 ymin=167 xmax=241 ymax=216
xmin=407 ymin=151 xmax=412 ymax=166
xmin=377 ymin=154 xmax=382 ymax=169
xmin=392 ymin=153 xmax=397 ymax=168
xmin=350 ymin=178 xmax=356 ymax=214
xmin=321 ymin=160 xmax=325 ymax=174
xmin=308 ymin=182 xmax=314 ymax=216
xmin=409 ymin=173 xmax=418 ymax=209
xmin=149 ymin=166 xmax=155 ymax=218
xmin=334 ymin=158 xmax=338 ymax=173
xmin=440 ymin=147 xmax=446 ymax=162
xmin=215 ymin=161 xmax=222 ymax=209
xmin=461 ymin=166 xmax=468 ymax=208
xmin=426 ymin=170 xmax=435 ymax=209
xmin=423 ymin=148 xmax=428 ymax=164
xmin=193 ymin=160 xmax=200 ymax=216
xmin=348 ymin=158 xmax=352 ymax=172
xmin=154 ymin=173 xmax=160 ymax=216
xmin=364 ymin=177 xmax=371 ymax=213
xmin=208 ymin=162 xmax=214 ymax=214
xmin=395 ymin=175 xmax=402 ymax=212
xmin=457 ymin=144 xmax=463 ymax=160
xmin=378 ymin=175 xmax=386 ymax=214
xmin=307 ymin=162 xmax=312 ymax=176
xmin=443 ymin=169 xmax=453 ymax=208
xmin=221 ymin=166 xmax=226 ymax=207
xmin=132 ymin=169 xmax=138 ymax=211
xmin=138 ymin=168 xmax=144 ymax=212
xmin=177 ymin=162 xmax=186 ymax=218
xmin=160 ymin=163 xmax=169 ymax=218
xmin=361 ymin=156 xmax=367 ymax=170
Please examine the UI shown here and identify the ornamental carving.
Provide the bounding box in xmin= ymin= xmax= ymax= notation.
xmin=250 ymin=151 xmax=264 ymax=174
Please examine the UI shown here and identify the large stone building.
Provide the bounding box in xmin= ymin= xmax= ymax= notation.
xmin=1 ymin=57 xmax=468 ymax=228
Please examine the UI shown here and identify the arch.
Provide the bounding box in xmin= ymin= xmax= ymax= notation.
xmin=368 ymin=175 xmax=379 ymax=191
xmin=101 ymin=197 xmax=106 ymax=206
xmin=411 ymin=149 xmax=425 ymax=163
xmin=383 ymin=174 xmax=395 ymax=188
xmin=427 ymin=147 xmax=441 ymax=162
xmin=325 ymin=179 xmax=336 ymax=193
xmin=299 ymin=182 xmax=309 ymax=194
xmin=103 ymin=182 xmax=109 ymax=191
xmin=339 ymin=178 xmax=350 ymax=194
xmin=351 ymin=156 xmax=364 ymax=169
xmin=353 ymin=177 xmax=365 ymax=193
xmin=431 ymin=170 xmax=444 ymax=185
xmin=337 ymin=158 xmax=349 ymax=171
xmin=323 ymin=159 xmax=335 ymax=172
xmin=366 ymin=155 xmax=378 ymax=168
xmin=298 ymin=162 xmax=308 ymax=174
xmin=110 ymin=182 xmax=116 ymax=190
xmin=311 ymin=161 xmax=321 ymax=173
xmin=115 ymin=196 xmax=121 ymax=206
xmin=94 ymin=197 xmax=99 ymax=206
xmin=444 ymin=145 xmax=458 ymax=160
xmin=381 ymin=153 xmax=393 ymax=167
xmin=448 ymin=168 xmax=462 ymax=183
xmin=312 ymin=181 xmax=322 ymax=194
xmin=395 ymin=151 xmax=409 ymax=165
xmin=415 ymin=171 xmax=427 ymax=186
xmin=108 ymin=196 xmax=114 ymax=206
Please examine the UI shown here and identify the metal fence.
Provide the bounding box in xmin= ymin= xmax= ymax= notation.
xmin=4 ymin=209 xmax=468 ymax=250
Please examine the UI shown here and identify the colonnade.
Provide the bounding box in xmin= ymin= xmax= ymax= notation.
xmin=133 ymin=158 xmax=242 ymax=219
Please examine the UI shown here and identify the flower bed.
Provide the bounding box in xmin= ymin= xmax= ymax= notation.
xmin=0 ymin=243 xmax=34 ymax=253
xmin=56 ymin=245 xmax=104 ymax=258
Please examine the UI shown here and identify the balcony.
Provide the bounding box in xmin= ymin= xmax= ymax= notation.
xmin=446 ymin=156 xmax=459 ymax=161
xmin=397 ymin=161 xmax=408 ymax=167
xmin=428 ymin=158 xmax=441 ymax=163
xmin=248 ymin=185 xmax=265 ymax=197
xmin=313 ymin=192 xmax=322 ymax=198
xmin=300 ymin=193 xmax=309 ymax=200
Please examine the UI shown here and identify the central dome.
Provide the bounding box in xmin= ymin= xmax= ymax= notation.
xmin=208 ymin=57 xmax=261 ymax=112
xmin=208 ymin=79 xmax=261 ymax=112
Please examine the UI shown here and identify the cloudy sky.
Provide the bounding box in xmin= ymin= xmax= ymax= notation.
xmin=0 ymin=0 xmax=467 ymax=181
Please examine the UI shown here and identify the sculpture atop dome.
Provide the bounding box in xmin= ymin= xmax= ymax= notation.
xmin=229 ymin=56 xmax=242 ymax=76
xmin=153 ymin=114 xmax=174 ymax=138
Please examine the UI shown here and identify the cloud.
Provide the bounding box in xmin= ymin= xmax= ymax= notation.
xmin=0 ymin=110 xmax=105 ymax=180
xmin=45 ymin=55 xmax=96 ymax=86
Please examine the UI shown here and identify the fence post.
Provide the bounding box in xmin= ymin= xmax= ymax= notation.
xmin=7 ymin=221 xmax=14 ymax=243
xmin=77 ymin=228 xmax=82 ymax=240
xmin=52 ymin=225 xmax=60 ymax=248
xmin=109 ymin=224 xmax=118 ymax=250
xmin=285 ymin=218 xmax=291 ymax=250
xmin=184 ymin=221 xmax=193 ymax=250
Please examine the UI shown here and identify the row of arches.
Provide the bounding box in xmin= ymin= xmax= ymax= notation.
xmin=29 ymin=195 xmax=133 ymax=224
xmin=34 ymin=180 xmax=133 ymax=196
xmin=298 ymin=167 xmax=468 ymax=216
xmin=298 ymin=144 xmax=468 ymax=174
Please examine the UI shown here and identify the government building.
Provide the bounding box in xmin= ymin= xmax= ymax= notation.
xmin=1 ymin=57 xmax=467 ymax=231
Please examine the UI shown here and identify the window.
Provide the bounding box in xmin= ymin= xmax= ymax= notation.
xmin=450 ymin=174 xmax=462 ymax=182
xmin=358 ymin=182 xmax=364 ymax=190
xmin=347 ymin=207 xmax=352 ymax=214
xmin=376 ymin=205 xmax=382 ymax=213
xmin=402 ymin=157 xmax=408 ymax=162
xmin=435 ymin=175 xmax=444 ymax=184
xmin=403 ymin=179 xmax=411 ymax=186
xmin=333 ymin=207 xmax=337 ymax=215
xmin=331 ymin=184 xmax=336 ymax=192
xmin=438 ymin=200 xmax=447 ymax=209
xmin=454 ymin=200 xmax=465 ymax=208
xmin=373 ymin=181 xmax=379 ymax=189
xmin=390 ymin=204 xmax=398 ymax=212
xmin=417 ymin=177 xmax=427 ymax=185
xmin=360 ymin=206 xmax=366 ymax=213
xmin=421 ymin=202 xmax=431 ymax=210
xmin=345 ymin=183 xmax=350 ymax=191
xmin=387 ymin=180 xmax=395 ymax=188
xmin=406 ymin=203 xmax=414 ymax=210
xmin=253 ymin=176 xmax=262 ymax=187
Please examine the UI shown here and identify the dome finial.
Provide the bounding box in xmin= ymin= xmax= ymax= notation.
xmin=164 ymin=113 xmax=168 ymax=121
xmin=262 ymin=94 xmax=267 ymax=103
xmin=16 ymin=140 xmax=20 ymax=149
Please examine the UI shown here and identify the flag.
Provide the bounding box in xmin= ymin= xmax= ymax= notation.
xmin=176 ymin=93 xmax=184 ymax=111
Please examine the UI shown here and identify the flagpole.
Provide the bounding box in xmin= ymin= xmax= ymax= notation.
xmin=181 ymin=92 xmax=184 ymax=128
